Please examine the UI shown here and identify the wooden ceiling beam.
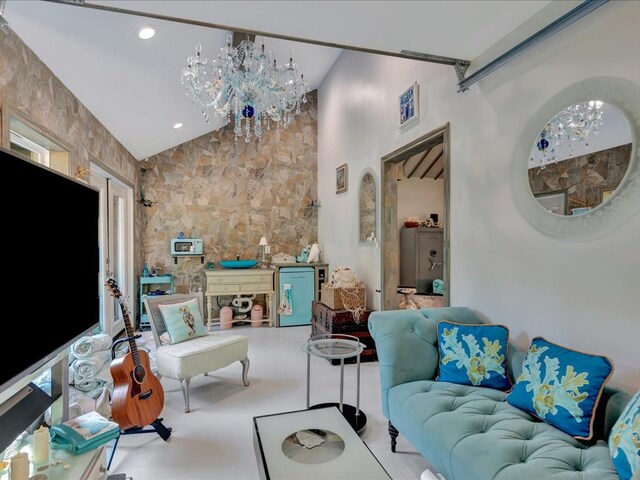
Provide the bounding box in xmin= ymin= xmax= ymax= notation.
xmin=420 ymin=150 xmax=444 ymax=179
xmin=406 ymin=149 xmax=431 ymax=178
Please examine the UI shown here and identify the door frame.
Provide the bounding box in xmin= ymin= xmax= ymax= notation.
xmin=380 ymin=123 xmax=451 ymax=310
xmin=90 ymin=163 xmax=135 ymax=336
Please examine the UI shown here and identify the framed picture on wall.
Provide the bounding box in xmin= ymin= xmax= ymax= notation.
xmin=600 ymin=186 xmax=616 ymax=203
xmin=336 ymin=163 xmax=348 ymax=194
xmin=399 ymin=82 xmax=419 ymax=127
xmin=534 ymin=190 xmax=567 ymax=215
xmin=571 ymin=207 xmax=591 ymax=215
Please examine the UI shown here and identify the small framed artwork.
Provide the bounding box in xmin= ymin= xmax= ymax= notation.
xmin=571 ymin=207 xmax=591 ymax=215
xmin=399 ymin=82 xmax=419 ymax=127
xmin=600 ymin=187 xmax=616 ymax=204
xmin=336 ymin=163 xmax=348 ymax=194
xmin=534 ymin=190 xmax=567 ymax=215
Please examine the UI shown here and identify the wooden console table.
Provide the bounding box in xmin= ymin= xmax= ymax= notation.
xmin=205 ymin=269 xmax=275 ymax=329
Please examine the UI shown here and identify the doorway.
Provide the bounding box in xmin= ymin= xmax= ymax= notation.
xmin=91 ymin=164 xmax=134 ymax=336
xmin=380 ymin=123 xmax=450 ymax=310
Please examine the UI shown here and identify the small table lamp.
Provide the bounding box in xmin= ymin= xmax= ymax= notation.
xmin=259 ymin=237 xmax=269 ymax=267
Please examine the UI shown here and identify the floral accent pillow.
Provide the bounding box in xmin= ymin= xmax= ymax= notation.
xmin=436 ymin=321 xmax=512 ymax=391
xmin=507 ymin=337 xmax=614 ymax=440
xmin=609 ymin=390 xmax=640 ymax=480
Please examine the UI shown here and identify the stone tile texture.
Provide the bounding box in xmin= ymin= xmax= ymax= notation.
xmin=529 ymin=143 xmax=631 ymax=211
xmin=140 ymin=92 xmax=318 ymax=298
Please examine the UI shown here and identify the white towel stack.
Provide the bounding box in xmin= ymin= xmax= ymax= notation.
xmin=69 ymin=334 xmax=113 ymax=399
xmin=69 ymin=351 xmax=111 ymax=384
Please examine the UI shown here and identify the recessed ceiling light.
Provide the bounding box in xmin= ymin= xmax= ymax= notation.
xmin=173 ymin=123 xmax=183 ymax=129
xmin=137 ymin=27 xmax=155 ymax=40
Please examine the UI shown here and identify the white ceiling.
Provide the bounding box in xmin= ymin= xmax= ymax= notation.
xmin=5 ymin=1 xmax=554 ymax=160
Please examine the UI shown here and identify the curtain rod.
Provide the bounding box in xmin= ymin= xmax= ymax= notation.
xmin=457 ymin=0 xmax=609 ymax=92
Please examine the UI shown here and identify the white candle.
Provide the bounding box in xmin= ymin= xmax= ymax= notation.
xmin=32 ymin=425 xmax=49 ymax=464
xmin=9 ymin=452 xmax=29 ymax=480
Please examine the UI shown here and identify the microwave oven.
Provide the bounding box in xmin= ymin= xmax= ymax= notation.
xmin=171 ymin=238 xmax=203 ymax=255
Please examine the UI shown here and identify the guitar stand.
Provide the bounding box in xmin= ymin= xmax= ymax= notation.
xmin=107 ymin=418 xmax=172 ymax=470
xmin=108 ymin=336 xmax=172 ymax=471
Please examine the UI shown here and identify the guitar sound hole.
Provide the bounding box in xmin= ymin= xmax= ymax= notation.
xmin=133 ymin=365 xmax=147 ymax=384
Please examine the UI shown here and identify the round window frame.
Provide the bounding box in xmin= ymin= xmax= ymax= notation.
xmin=513 ymin=77 xmax=640 ymax=241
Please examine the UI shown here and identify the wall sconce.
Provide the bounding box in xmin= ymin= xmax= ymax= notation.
xmin=259 ymin=236 xmax=270 ymax=267
xmin=139 ymin=167 xmax=155 ymax=207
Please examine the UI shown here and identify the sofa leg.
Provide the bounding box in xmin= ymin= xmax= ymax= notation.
xmin=388 ymin=421 xmax=399 ymax=453
xmin=180 ymin=377 xmax=191 ymax=413
xmin=240 ymin=357 xmax=250 ymax=386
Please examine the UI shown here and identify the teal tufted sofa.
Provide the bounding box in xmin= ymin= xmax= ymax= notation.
xmin=368 ymin=307 xmax=632 ymax=480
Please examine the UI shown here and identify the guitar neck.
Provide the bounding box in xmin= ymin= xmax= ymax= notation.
xmin=118 ymin=301 xmax=141 ymax=366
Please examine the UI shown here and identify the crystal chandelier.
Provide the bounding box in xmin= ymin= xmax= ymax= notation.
xmin=528 ymin=100 xmax=604 ymax=169
xmin=181 ymin=35 xmax=308 ymax=142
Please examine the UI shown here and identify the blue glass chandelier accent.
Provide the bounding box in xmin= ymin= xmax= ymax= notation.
xmin=529 ymin=101 xmax=604 ymax=169
xmin=181 ymin=36 xmax=308 ymax=142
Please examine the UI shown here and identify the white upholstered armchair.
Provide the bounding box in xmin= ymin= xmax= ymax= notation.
xmin=144 ymin=293 xmax=249 ymax=413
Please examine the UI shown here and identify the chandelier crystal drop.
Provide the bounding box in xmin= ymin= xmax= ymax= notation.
xmin=528 ymin=100 xmax=604 ymax=169
xmin=181 ymin=35 xmax=309 ymax=143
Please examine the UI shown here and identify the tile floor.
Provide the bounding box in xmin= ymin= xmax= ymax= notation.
xmin=109 ymin=324 xmax=430 ymax=479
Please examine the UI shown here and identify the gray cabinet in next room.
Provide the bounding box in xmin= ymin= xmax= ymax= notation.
xmin=399 ymin=227 xmax=443 ymax=294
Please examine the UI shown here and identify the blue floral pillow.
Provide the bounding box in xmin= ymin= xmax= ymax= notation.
xmin=436 ymin=321 xmax=511 ymax=391
xmin=609 ymin=390 xmax=640 ymax=480
xmin=507 ymin=337 xmax=614 ymax=440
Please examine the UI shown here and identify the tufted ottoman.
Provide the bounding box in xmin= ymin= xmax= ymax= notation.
xmin=369 ymin=307 xmax=632 ymax=480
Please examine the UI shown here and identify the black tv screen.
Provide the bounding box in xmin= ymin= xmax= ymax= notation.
xmin=0 ymin=147 xmax=99 ymax=395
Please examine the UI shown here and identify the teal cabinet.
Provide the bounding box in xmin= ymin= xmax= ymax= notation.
xmin=139 ymin=275 xmax=173 ymax=329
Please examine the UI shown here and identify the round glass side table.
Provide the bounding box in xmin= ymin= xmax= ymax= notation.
xmin=303 ymin=334 xmax=367 ymax=434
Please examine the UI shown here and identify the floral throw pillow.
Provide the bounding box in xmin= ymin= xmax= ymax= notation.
xmin=507 ymin=337 xmax=614 ymax=440
xmin=436 ymin=321 xmax=512 ymax=391
xmin=609 ymin=390 xmax=640 ymax=480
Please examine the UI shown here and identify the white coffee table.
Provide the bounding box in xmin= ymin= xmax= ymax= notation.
xmin=253 ymin=406 xmax=390 ymax=480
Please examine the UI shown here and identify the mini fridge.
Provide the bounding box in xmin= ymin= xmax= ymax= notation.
xmin=278 ymin=267 xmax=315 ymax=326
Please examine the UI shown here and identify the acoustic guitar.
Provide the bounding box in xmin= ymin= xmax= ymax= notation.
xmin=106 ymin=279 xmax=164 ymax=430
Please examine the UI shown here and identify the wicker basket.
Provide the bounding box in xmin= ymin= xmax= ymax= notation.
xmin=321 ymin=285 xmax=366 ymax=310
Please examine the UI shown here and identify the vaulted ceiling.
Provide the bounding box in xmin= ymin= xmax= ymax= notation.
xmin=4 ymin=1 xmax=562 ymax=159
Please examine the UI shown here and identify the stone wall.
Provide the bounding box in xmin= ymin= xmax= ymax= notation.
xmin=0 ymin=29 xmax=141 ymax=310
xmin=140 ymin=92 xmax=318 ymax=297
xmin=528 ymin=143 xmax=631 ymax=211
xmin=0 ymin=30 xmax=137 ymax=185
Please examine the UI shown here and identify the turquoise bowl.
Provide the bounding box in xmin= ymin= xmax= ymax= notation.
xmin=220 ymin=260 xmax=258 ymax=269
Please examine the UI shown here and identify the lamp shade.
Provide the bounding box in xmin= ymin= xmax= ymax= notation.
xmin=259 ymin=237 xmax=269 ymax=246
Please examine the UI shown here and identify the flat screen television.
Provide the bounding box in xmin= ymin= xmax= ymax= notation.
xmin=0 ymin=146 xmax=99 ymax=450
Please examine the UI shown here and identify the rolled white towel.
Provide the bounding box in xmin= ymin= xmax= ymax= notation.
xmin=74 ymin=365 xmax=113 ymax=399
xmin=71 ymin=333 xmax=112 ymax=358
xmin=70 ymin=351 xmax=111 ymax=382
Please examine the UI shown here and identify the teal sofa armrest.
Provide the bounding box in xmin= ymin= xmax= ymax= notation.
xmin=368 ymin=306 xmax=483 ymax=418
